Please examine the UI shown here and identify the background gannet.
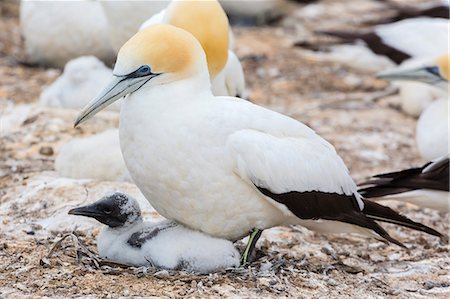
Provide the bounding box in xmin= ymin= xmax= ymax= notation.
xmin=138 ymin=0 xmax=246 ymax=98
xmin=74 ymin=25 xmax=442 ymax=265
xmin=377 ymin=53 xmax=449 ymax=161
xmin=20 ymin=0 xmax=115 ymax=67
xmin=389 ymin=56 xmax=447 ymax=117
xmin=359 ymin=155 xmax=449 ymax=212
xmin=69 ymin=192 xmax=240 ymax=272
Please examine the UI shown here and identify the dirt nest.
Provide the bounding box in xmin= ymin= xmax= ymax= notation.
xmin=1 ymin=0 xmax=449 ymax=298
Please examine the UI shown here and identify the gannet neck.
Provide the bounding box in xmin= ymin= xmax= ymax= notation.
xmin=165 ymin=0 xmax=229 ymax=78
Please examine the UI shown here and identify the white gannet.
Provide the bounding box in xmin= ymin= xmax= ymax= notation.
xmin=69 ymin=192 xmax=240 ymax=272
xmin=55 ymin=129 xmax=130 ymax=182
xmin=40 ymin=56 xmax=120 ymax=111
xmin=319 ymin=17 xmax=448 ymax=64
xmin=359 ymin=155 xmax=449 ymax=212
xmin=377 ymin=53 xmax=449 ymax=161
xmin=20 ymin=0 xmax=115 ymax=67
xmin=74 ymin=25 xmax=442 ymax=265
xmin=138 ymin=0 xmax=246 ymax=98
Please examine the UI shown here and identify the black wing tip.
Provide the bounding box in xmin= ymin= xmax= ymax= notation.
xmin=363 ymin=200 xmax=444 ymax=239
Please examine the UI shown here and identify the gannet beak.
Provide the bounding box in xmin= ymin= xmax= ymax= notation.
xmin=69 ymin=201 xmax=125 ymax=227
xmin=377 ymin=66 xmax=445 ymax=85
xmin=68 ymin=204 xmax=104 ymax=218
xmin=74 ymin=74 xmax=154 ymax=127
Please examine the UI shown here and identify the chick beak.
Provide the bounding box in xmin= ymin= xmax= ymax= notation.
xmin=68 ymin=203 xmax=104 ymax=218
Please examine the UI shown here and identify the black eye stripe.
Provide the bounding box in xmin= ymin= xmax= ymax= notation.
xmin=425 ymin=66 xmax=441 ymax=77
xmin=123 ymin=65 xmax=155 ymax=79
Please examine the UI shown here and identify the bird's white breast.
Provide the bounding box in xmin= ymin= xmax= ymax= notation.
xmin=119 ymin=86 xmax=286 ymax=240
xmin=416 ymin=98 xmax=449 ymax=161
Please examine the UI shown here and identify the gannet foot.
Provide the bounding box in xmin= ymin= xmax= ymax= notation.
xmin=239 ymin=228 xmax=263 ymax=267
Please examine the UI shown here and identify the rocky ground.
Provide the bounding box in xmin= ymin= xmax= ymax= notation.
xmin=1 ymin=0 xmax=449 ymax=298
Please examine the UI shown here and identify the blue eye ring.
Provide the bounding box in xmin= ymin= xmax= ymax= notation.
xmin=138 ymin=65 xmax=151 ymax=75
xmin=425 ymin=66 xmax=441 ymax=77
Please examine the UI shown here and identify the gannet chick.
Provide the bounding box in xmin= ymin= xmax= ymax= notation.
xmin=40 ymin=56 xmax=120 ymax=111
xmin=74 ymin=25 xmax=442 ymax=265
xmin=359 ymin=155 xmax=449 ymax=212
xmin=378 ymin=53 xmax=449 ymax=160
xmin=20 ymin=1 xmax=115 ymax=67
xmin=68 ymin=192 xmax=240 ymax=272
xmin=55 ymin=129 xmax=130 ymax=181
xmin=318 ymin=17 xmax=448 ymax=65
xmin=139 ymin=0 xmax=246 ymax=97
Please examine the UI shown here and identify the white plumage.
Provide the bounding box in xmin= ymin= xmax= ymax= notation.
xmin=55 ymin=129 xmax=130 ymax=182
xmin=211 ymin=51 xmax=246 ymax=97
xmin=374 ymin=18 xmax=448 ymax=59
xmin=101 ymin=1 xmax=169 ymax=53
xmin=40 ymin=56 xmax=119 ymax=111
xmin=70 ymin=192 xmax=240 ymax=273
xmin=309 ymin=18 xmax=448 ymax=74
xmin=75 ymin=24 xmax=442 ymax=254
xmin=416 ymin=98 xmax=449 ymax=161
xmin=119 ymin=84 xmax=364 ymax=240
xmin=20 ymin=0 xmax=115 ymax=67
xmin=98 ymin=220 xmax=240 ymax=272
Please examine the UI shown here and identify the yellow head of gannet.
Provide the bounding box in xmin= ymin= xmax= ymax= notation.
xmin=74 ymin=24 xmax=207 ymax=127
xmin=377 ymin=53 xmax=449 ymax=89
xmin=165 ymin=0 xmax=229 ymax=78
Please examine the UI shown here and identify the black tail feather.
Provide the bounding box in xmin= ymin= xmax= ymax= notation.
xmin=363 ymin=199 xmax=443 ymax=238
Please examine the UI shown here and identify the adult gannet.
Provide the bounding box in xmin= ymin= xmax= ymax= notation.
xmin=74 ymin=25 xmax=442 ymax=265
xmin=69 ymin=192 xmax=240 ymax=272
xmin=377 ymin=53 xmax=449 ymax=161
xmin=138 ymin=0 xmax=246 ymax=98
xmin=359 ymin=155 xmax=449 ymax=212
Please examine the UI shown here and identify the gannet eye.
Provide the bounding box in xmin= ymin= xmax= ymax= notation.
xmin=425 ymin=66 xmax=441 ymax=77
xmin=137 ymin=65 xmax=152 ymax=76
